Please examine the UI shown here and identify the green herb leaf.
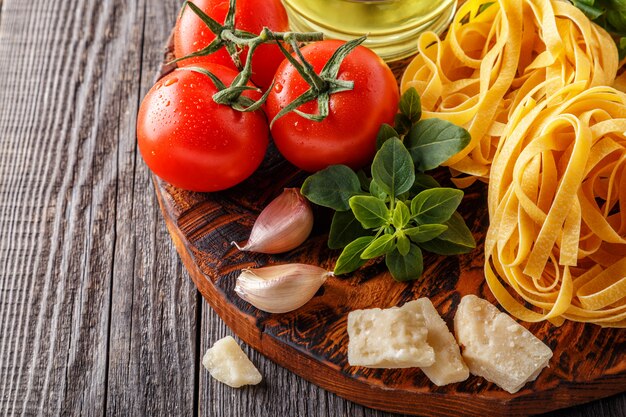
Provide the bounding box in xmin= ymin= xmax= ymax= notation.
xmin=385 ymin=244 xmax=424 ymax=281
xmin=409 ymin=173 xmax=441 ymax=196
xmin=356 ymin=170 xmax=371 ymax=191
xmin=417 ymin=212 xmax=476 ymax=255
xmin=328 ymin=210 xmax=371 ymax=249
xmin=478 ymin=1 xmax=495 ymax=14
xmin=301 ymin=165 xmax=361 ymax=211
xmin=572 ymin=0 xmax=604 ymax=19
xmin=411 ymin=188 xmax=464 ymax=224
xmin=406 ymin=119 xmax=471 ymax=171
xmin=392 ymin=201 xmax=411 ymax=229
xmin=399 ymin=87 xmax=422 ymax=123
xmin=369 ymin=179 xmax=387 ymax=200
xmin=404 ymin=224 xmax=448 ymax=243
xmin=396 ymin=233 xmax=411 ymax=256
xmin=371 ymin=138 xmax=415 ymax=197
xmin=361 ymin=234 xmax=396 ymax=259
xmin=376 ymin=123 xmax=400 ymax=150
xmin=394 ymin=113 xmax=412 ymax=135
xmin=334 ymin=236 xmax=374 ymax=275
xmin=349 ymin=195 xmax=390 ymax=229
xmin=619 ymin=37 xmax=626 ymax=61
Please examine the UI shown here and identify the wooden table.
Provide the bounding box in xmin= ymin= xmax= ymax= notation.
xmin=0 ymin=1 xmax=624 ymax=416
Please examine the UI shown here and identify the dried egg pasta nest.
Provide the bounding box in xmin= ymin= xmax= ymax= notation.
xmin=485 ymin=85 xmax=626 ymax=327
xmin=401 ymin=0 xmax=618 ymax=185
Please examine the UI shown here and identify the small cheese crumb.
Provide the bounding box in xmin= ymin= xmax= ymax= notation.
xmin=413 ymin=298 xmax=469 ymax=386
xmin=454 ymin=295 xmax=553 ymax=394
xmin=347 ymin=301 xmax=435 ymax=368
xmin=202 ymin=336 xmax=262 ymax=388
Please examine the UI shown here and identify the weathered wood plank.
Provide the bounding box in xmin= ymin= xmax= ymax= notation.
xmin=0 ymin=0 xmax=197 ymax=416
xmin=104 ymin=1 xmax=198 ymax=417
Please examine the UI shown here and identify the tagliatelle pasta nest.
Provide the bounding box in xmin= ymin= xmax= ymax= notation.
xmin=401 ymin=0 xmax=618 ymax=185
xmin=401 ymin=0 xmax=626 ymax=326
xmin=485 ymin=85 xmax=626 ymax=327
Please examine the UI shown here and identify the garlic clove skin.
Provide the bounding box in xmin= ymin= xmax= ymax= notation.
xmin=234 ymin=188 xmax=313 ymax=254
xmin=235 ymin=264 xmax=331 ymax=313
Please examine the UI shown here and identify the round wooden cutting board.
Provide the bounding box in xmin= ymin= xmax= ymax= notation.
xmin=152 ymin=36 xmax=626 ymax=417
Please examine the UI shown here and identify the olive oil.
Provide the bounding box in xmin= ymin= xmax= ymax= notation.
xmin=282 ymin=0 xmax=456 ymax=61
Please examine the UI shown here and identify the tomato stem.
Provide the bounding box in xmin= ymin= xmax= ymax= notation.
xmin=176 ymin=0 xmax=365 ymax=119
xmin=269 ymin=36 xmax=366 ymax=127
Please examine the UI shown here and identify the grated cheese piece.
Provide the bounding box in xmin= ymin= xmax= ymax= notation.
xmin=202 ymin=336 xmax=262 ymax=388
xmin=347 ymin=301 xmax=435 ymax=368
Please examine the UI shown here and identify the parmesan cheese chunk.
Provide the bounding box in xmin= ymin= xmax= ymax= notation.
xmin=347 ymin=301 xmax=435 ymax=368
xmin=413 ymin=299 xmax=469 ymax=386
xmin=454 ymin=295 xmax=553 ymax=394
xmin=202 ymin=336 xmax=262 ymax=388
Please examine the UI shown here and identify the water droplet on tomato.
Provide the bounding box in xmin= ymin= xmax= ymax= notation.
xmin=165 ymin=101 xmax=170 ymax=107
xmin=164 ymin=77 xmax=178 ymax=87
xmin=274 ymin=83 xmax=283 ymax=93
xmin=294 ymin=121 xmax=303 ymax=132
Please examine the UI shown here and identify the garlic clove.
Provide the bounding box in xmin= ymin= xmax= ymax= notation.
xmin=235 ymin=263 xmax=331 ymax=313
xmin=234 ymin=188 xmax=313 ymax=254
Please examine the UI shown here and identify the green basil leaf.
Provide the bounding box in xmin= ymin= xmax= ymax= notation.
xmin=392 ymin=200 xmax=411 ymax=229
xmin=371 ymin=138 xmax=415 ymax=197
xmin=411 ymin=188 xmax=464 ymax=224
xmin=356 ymin=170 xmax=371 ymax=192
xmin=619 ymin=37 xmax=626 ymax=61
xmin=406 ymin=119 xmax=471 ymax=171
xmin=394 ymin=113 xmax=412 ymax=135
xmin=369 ymin=179 xmax=387 ymax=200
xmin=478 ymin=1 xmax=495 ymax=14
xmin=572 ymin=0 xmax=604 ymax=19
xmin=404 ymin=224 xmax=448 ymax=243
xmin=334 ymin=236 xmax=374 ymax=275
xmin=399 ymin=87 xmax=422 ymax=123
xmin=328 ymin=210 xmax=371 ymax=249
xmin=409 ymin=173 xmax=441 ymax=196
xmin=385 ymin=244 xmax=423 ymax=282
xmin=417 ymin=212 xmax=476 ymax=255
xmin=396 ymin=233 xmax=410 ymax=256
xmin=361 ymin=234 xmax=396 ymax=259
xmin=607 ymin=8 xmax=626 ymax=33
xmin=301 ymin=165 xmax=361 ymax=211
xmin=376 ymin=123 xmax=400 ymax=150
xmin=349 ymin=195 xmax=390 ymax=229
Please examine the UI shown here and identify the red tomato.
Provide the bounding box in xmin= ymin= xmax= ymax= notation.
xmin=266 ymin=41 xmax=400 ymax=172
xmin=137 ymin=63 xmax=268 ymax=192
xmin=174 ymin=0 xmax=289 ymax=90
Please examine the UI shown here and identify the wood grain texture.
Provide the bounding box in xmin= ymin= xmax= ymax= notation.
xmin=0 ymin=0 xmax=624 ymax=416
xmin=0 ymin=1 xmax=197 ymax=416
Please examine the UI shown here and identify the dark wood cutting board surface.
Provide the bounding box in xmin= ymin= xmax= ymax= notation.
xmin=153 ymin=35 xmax=626 ymax=417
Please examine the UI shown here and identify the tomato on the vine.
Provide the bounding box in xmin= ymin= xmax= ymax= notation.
xmin=137 ymin=63 xmax=268 ymax=192
xmin=174 ymin=0 xmax=289 ymax=90
xmin=266 ymin=40 xmax=400 ymax=172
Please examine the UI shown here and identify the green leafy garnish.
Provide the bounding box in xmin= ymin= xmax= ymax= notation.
xmin=301 ymin=88 xmax=476 ymax=282
xmin=406 ymin=119 xmax=471 ymax=171
xmin=301 ymin=165 xmax=361 ymax=211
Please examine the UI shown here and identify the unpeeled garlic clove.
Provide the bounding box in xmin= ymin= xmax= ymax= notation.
xmin=235 ymin=263 xmax=331 ymax=313
xmin=234 ymin=188 xmax=313 ymax=254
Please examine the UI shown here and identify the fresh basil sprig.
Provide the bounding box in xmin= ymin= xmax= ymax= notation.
xmin=301 ymin=88 xmax=476 ymax=282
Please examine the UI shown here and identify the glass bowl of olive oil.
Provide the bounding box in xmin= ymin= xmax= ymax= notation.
xmin=282 ymin=0 xmax=456 ymax=62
